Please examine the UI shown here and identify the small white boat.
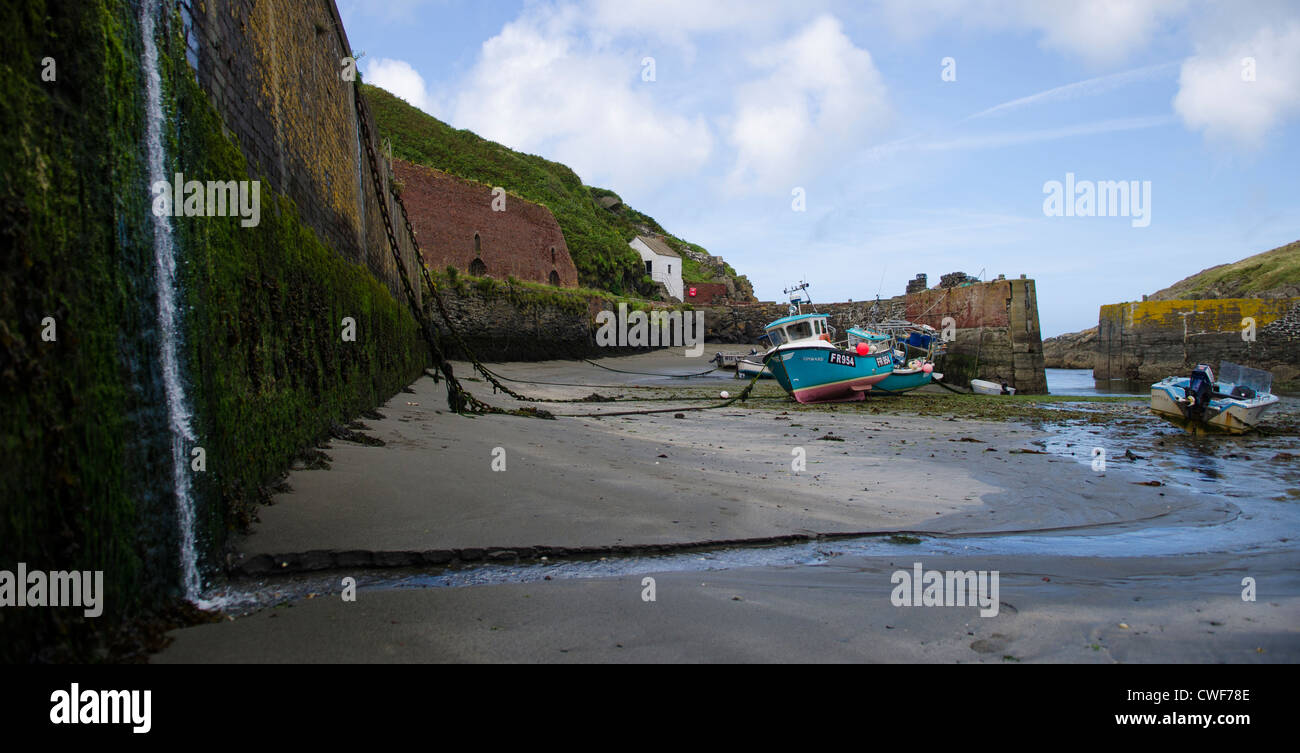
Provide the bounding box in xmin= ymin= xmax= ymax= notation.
xmin=971 ymin=379 xmax=1015 ymax=396
xmin=710 ymin=352 xmax=751 ymax=370
xmin=736 ymin=356 xmax=772 ymax=379
xmin=1150 ymin=362 xmax=1279 ymax=435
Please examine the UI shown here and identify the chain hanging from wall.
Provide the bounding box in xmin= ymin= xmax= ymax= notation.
xmin=352 ymin=86 xmax=765 ymax=418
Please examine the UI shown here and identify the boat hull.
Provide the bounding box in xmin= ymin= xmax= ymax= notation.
xmin=970 ymin=379 xmax=1014 ymax=396
xmin=767 ymin=345 xmax=893 ymax=404
xmin=1150 ymin=381 xmax=1278 ymax=435
xmin=874 ymin=369 xmax=933 ymax=394
xmin=736 ymin=358 xmax=772 ymax=379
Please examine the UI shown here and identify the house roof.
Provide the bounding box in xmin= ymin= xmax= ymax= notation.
xmin=634 ymin=235 xmax=681 ymax=259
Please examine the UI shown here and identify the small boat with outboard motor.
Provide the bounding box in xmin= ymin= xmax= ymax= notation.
xmin=1149 ymin=361 xmax=1279 ymax=434
xmin=709 ymin=351 xmax=750 ymax=370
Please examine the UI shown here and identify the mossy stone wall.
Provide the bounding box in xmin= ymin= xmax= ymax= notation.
xmin=0 ymin=0 xmax=426 ymax=661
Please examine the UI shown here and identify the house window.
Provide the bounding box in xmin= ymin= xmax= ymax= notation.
xmin=549 ymin=270 xmax=560 ymax=286
xmin=469 ymin=258 xmax=487 ymax=276
xmin=474 ymin=233 xmax=481 ymax=255
xmin=645 ymin=260 xmax=653 ymax=275
xmin=550 ymin=247 xmax=556 ymax=264
xmin=668 ymin=264 xmax=672 ymax=274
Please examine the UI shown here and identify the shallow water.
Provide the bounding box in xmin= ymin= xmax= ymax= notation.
xmin=1047 ymin=368 xmax=1146 ymax=396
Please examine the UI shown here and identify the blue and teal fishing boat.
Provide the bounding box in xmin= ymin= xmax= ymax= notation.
xmin=846 ymin=322 xmax=943 ymax=394
xmin=762 ymin=313 xmax=895 ymax=403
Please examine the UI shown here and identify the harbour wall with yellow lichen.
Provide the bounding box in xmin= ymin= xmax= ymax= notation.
xmin=1095 ymin=297 xmax=1300 ymax=389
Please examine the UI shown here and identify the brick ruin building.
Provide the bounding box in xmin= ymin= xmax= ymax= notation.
xmin=686 ymin=282 xmax=730 ymax=304
xmin=392 ymin=159 xmax=579 ymax=287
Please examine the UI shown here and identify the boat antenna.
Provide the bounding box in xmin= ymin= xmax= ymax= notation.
xmin=784 ymin=279 xmax=812 ymax=316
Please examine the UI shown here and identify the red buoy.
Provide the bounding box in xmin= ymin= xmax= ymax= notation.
xmin=855 ymin=342 xmax=870 ymax=356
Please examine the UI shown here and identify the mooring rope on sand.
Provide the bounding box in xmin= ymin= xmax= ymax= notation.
xmin=579 ymin=358 xmax=720 ymax=378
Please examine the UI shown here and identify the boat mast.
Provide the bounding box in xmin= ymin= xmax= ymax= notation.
xmin=784 ymin=280 xmax=812 ymax=316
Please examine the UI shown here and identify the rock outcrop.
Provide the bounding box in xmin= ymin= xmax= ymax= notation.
xmin=1042 ymin=327 xmax=1097 ymax=369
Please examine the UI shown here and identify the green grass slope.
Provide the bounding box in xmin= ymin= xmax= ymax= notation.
xmin=362 ymin=83 xmax=748 ymax=297
xmin=1149 ymin=239 xmax=1300 ymax=300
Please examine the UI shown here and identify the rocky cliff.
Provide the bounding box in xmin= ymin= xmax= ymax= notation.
xmin=1042 ymin=327 xmax=1097 ymax=369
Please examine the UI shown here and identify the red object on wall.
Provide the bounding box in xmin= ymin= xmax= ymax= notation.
xmin=687 ymin=282 xmax=729 ymax=304
xmin=392 ymin=159 xmax=579 ymax=287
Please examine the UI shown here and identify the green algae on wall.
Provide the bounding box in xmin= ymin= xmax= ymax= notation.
xmin=0 ymin=0 xmax=159 ymax=662
xmin=0 ymin=0 xmax=427 ymax=661
xmin=160 ymin=15 xmax=427 ymax=551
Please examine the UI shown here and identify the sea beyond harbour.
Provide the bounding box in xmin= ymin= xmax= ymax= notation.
xmin=1046 ymin=368 xmax=1146 ymax=396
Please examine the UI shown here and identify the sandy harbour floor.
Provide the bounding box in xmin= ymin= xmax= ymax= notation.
xmin=155 ymin=350 xmax=1300 ymax=663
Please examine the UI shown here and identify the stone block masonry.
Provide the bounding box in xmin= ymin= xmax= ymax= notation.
xmin=1095 ymin=297 xmax=1300 ymax=389
xmin=177 ymin=0 xmax=420 ymax=306
xmin=1 ymin=0 xmax=430 ymax=660
xmin=393 ymin=160 xmax=579 ymax=288
xmin=904 ymin=278 xmax=1047 ymax=394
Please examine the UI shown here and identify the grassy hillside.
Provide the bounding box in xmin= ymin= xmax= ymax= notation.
xmin=1149 ymin=240 xmax=1300 ymax=300
xmin=362 ymin=83 xmax=748 ymax=297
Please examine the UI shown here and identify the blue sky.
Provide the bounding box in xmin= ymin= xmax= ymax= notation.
xmin=337 ymin=0 xmax=1300 ymax=336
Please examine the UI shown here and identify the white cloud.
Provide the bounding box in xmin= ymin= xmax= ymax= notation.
xmin=725 ymin=15 xmax=890 ymax=192
xmin=1173 ymin=20 xmax=1300 ymax=147
xmin=448 ymin=7 xmax=713 ymax=192
xmin=1016 ymin=0 xmax=1187 ymax=65
xmin=365 ymin=58 xmax=435 ymax=113
xmin=873 ymin=0 xmax=1186 ymax=65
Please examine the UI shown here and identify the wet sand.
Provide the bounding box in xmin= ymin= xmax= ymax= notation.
xmin=157 ymin=351 xmax=1300 ymax=662
xmin=158 ymin=552 xmax=1299 ymax=663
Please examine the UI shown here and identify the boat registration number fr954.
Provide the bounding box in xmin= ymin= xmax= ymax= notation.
xmin=828 ymin=351 xmax=888 ymax=367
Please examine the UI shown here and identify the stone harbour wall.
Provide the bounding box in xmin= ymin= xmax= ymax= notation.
xmin=178 ymin=0 xmax=420 ymax=305
xmin=1095 ymin=297 xmax=1300 ymax=389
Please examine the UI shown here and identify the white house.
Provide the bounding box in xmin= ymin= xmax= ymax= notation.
xmin=629 ymin=235 xmax=683 ymax=301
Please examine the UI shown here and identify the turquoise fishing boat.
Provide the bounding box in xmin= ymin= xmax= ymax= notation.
xmin=762 ymin=313 xmax=894 ymax=403
xmin=846 ymin=323 xmax=943 ymax=395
